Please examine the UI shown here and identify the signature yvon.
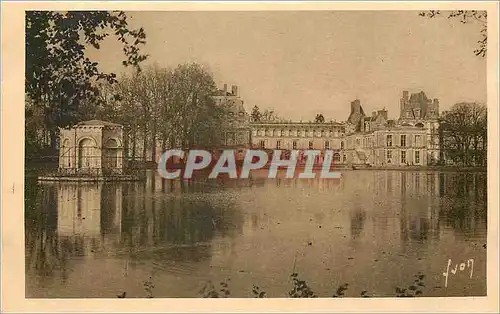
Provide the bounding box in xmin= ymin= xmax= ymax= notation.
xmin=443 ymin=258 xmax=474 ymax=288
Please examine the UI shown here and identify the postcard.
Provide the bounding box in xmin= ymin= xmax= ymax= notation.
xmin=1 ymin=1 xmax=499 ymax=313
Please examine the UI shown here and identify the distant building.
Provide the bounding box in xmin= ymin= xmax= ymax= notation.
xmin=398 ymin=91 xmax=440 ymax=164
xmin=399 ymin=90 xmax=439 ymax=121
xmin=214 ymin=84 xmax=251 ymax=147
xmin=346 ymin=99 xmax=366 ymax=132
xmin=124 ymin=86 xmax=442 ymax=167
xmin=361 ymin=109 xmax=389 ymax=132
xmin=58 ymin=120 xmax=124 ymax=175
xmin=344 ymin=125 xmax=429 ymax=166
xmin=250 ymin=121 xmax=347 ymax=163
xmin=342 ymin=93 xmax=436 ymax=166
xmin=250 ymin=121 xmax=346 ymax=146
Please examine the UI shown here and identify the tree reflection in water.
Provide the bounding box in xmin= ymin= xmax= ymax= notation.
xmin=438 ymin=172 xmax=487 ymax=237
xmin=24 ymin=170 xmax=487 ymax=297
xmin=25 ymin=175 xmax=244 ymax=285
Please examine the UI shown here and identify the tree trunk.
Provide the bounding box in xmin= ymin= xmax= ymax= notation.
xmin=123 ymin=126 xmax=130 ymax=159
xmin=142 ymin=130 xmax=148 ymax=162
xmin=132 ymin=127 xmax=137 ymax=160
xmin=49 ymin=128 xmax=58 ymax=151
xmin=161 ymin=137 xmax=167 ymax=151
xmin=151 ymin=122 xmax=157 ymax=163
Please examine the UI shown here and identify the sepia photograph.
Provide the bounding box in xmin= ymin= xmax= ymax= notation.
xmin=1 ymin=1 xmax=499 ymax=313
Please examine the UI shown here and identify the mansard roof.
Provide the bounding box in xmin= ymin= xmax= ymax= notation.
xmin=409 ymin=91 xmax=429 ymax=104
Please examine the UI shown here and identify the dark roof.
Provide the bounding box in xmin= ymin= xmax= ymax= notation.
xmin=409 ymin=91 xmax=429 ymax=104
xmin=251 ymin=121 xmax=344 ymax=126
xmin=213 ymin=90 xmax=237 ymax=97
xmin=75 ymin=120 xmax=122 ymax=127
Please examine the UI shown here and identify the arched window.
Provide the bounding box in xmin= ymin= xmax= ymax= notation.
xmin=78 ymin=138 xmax=96 ymax=169
xmin=333 ymin=153 xmax=341 ymax=163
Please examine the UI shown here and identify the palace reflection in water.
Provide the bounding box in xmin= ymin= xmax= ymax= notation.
xmin=25 ymin=170 xmax=486 ymax=298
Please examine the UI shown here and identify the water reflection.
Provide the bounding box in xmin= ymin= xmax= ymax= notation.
xmin=25 ymin=170 xmax=487 ymax=297
xmin=25 ymin=176 xmax=244 ymax=289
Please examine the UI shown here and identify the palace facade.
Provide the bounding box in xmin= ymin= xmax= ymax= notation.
xmin=213 ymin=84 xmax=251 ymax=147
xmin=244 ymin=90 xmax=441 ymax=167
xmin=124 ymin=85 xmax=442 ymax=167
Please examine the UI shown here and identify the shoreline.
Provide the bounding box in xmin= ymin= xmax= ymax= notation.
xmin=25 ymin=165 xmax=487 ymax=180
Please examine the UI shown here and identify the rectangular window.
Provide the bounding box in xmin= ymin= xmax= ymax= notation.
xmin=387 ymin=150 xmax=392 ymax=159
xmin=401 ymin=135 xmax=406 ymax=147
xmin=401 ymin=150 xmax=407 ymax=164
xmin=415 ymin=151 xmax=420 ymax=164
xmin=356 ymin=138 xmax=361 ymax=146
xmin=309 ymin=141 xmax=314 ymax=149
xmin=260 ymin=140 xmax=265 ymax=149
xmin=276 ymin=140 xmax=281 ymax=149
xmin=415 ymin=135 xmax=421 ymax=147
xmin=292 ymin=140 xmax=297 ymax=150
xmin=341 ymin=141 xmax=345 ymax=149
xmin=324 ymin=141 xmax=330 ymax=150
xmin=386 ymin=135 xmax=393 ymax=147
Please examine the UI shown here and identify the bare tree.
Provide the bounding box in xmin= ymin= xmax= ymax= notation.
xmin=419 ymin=10 xmax=487 ymax=57
xmin=167 ymin=63 xmax=225 ymax=148
xmin=102 ymin=63 xmax=229 ymax=164
xmin=439 ymin=102 xmax=487 ymax=166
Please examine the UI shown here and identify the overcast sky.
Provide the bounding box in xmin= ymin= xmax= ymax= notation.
xmin=89 ymin=11 xmax=487 ymax=121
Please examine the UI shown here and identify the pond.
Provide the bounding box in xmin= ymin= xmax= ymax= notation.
xmin=25 ymin=170 xmax=487 ymax=298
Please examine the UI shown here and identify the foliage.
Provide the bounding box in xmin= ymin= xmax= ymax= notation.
xmin=25 ymin=11 xmax=148 ymax=150
xmin=251 ymin=105 xmax=262 ymax=122
xmin=395 ymin=273 xmax=425 ymax=297
xmin=288 ymin=272 xmax=317 ymax=298
xmin=143 ymin=276 xmax=155 ymax=298
xmin=102 ymin=63 xmax=229 ymax=160
xmin=419 ymin=10 xmax=487 ymax=57
xmin=314 ymin=113 xmax=325 ymax=123
xmin=199 ymin=279 xmax=231 ymax=298
xmin=121 ymin=272 xmax=428 ymax=298
xmin=261 ymin=109 xmax=281 ymax=122
xmin=252 ymin=285 xmax=267 ymax=298
xmin=332 ymin=283 xmax=349 ymax=297
xmin=439 ymin=103 xmax=487 ymax=166
xmin=167 ymin=63 xmax=225 ymax=147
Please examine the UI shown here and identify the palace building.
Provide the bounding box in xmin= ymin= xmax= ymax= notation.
xmin=238 ymin=89 xmax=441 ymax=167
xmin=124 ymin=85 xmax=442 ymax=168
xmin=213 ymin=84 xmax=251 ymax=147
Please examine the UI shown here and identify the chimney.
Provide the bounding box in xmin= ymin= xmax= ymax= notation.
xmin=350 ymin=99 xmax=361 ymax=113
xmin=403 ymin=90 xmax=409 ymax=100
xmin=378 ymin=109 xmax=388 ymax=120
xmin=223 ymin=84 xmax=228 ymax=95
xmin=231 ymin=85 xmax=238 ymax=96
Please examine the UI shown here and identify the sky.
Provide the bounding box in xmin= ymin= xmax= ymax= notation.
xmin=89 ymin=11 xmax=487 ymax=121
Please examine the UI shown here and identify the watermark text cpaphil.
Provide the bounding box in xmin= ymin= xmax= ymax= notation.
xmin=157 ymin=149 xmax=342 ymax=179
